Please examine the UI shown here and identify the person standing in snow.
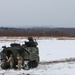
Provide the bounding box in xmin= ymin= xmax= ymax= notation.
xmin=17 ymin=54 xmax=23 ymax=70
xmin=7 ymin=54 xmax=14 ymax=69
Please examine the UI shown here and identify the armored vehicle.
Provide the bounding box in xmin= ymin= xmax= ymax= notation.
xmin=0 ymin=37 xmax=39 ymax=70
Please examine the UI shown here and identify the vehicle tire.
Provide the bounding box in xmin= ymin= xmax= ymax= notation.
xmin=23 ymin=61 xmax=31 ymax=70
xmin=1 ymin=63 xmax=6 ymax=69
xmin=32 ymin=61 xmax=38 ymax=68
xmin=1 ymin=62 xmax=10 ymax=69
xmin=28 ymin=61 xmax=32 ymax=69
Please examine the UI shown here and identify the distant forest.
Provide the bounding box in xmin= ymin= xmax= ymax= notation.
xmin=0 ymin=27 xmax=75 ymax=37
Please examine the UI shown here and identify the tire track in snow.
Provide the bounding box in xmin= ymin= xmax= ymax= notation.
xmin=39 ymin=58 xmax=75 ymax=65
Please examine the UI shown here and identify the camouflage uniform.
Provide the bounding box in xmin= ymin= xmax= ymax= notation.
xmin=17 ymin=54 xmax=23 ymax=70
xmin=7 ymin=54 xmax=13 ymax=69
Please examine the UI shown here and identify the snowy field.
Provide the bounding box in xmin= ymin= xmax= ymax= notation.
xmin=0 ymin=37 xmax=75 ymax=75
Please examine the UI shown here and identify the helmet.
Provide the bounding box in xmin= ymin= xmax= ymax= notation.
xmin=28 ymin=36 xmax=33 ymax=41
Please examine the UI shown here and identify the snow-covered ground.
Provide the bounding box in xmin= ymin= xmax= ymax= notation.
xmin=0 ymin=37 xmax=75 ymax=75
xmin=0 ymin=61 xmax=75 ymax=75
xmin=38 ymin=39 xmax=75 ymax=62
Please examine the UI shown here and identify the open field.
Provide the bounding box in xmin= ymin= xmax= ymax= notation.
xmin=0 ymin=37 xmax=75 ymax=75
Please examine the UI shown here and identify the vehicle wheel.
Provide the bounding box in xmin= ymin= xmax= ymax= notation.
xmin=1 ymin=63 xmax=6 ymax=69
xmin=23 ymin=61 xmax=31 ymax=70
xmin=35 ymin=62 xmax=38 ymax=67
xmin=32 ymin=61 xmax=38 ymax=68
xmin=28 ymin=61 xmax=32 ymax=69
xmin=1 ymin=62 xmax=10 ymax=69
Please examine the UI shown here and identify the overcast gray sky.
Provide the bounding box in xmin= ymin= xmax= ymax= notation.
xmin=0 ymin=0 xmax=75 ymax=28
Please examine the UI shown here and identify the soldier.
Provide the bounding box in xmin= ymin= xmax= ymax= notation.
xmin=17 ymin=54 xmax=23 ymax=70
xmin=7 ymin=54 xmax=13 ymax=69
xmin=28 ymin=36 xmax=34 ymax=42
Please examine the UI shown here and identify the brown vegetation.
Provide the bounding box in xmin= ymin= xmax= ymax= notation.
xmin=0 ymin=27 xmax=73 ymax=37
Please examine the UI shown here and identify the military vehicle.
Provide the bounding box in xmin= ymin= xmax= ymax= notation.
xmin=0 ymin=37 xmax=39 ymax=70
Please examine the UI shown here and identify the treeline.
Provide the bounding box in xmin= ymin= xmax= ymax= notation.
xmin=0 ymin=27 xmax=74 ymax=37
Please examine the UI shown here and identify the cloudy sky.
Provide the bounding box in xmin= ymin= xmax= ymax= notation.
xmin=0 ymin=0 xmax=75 ymax=28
